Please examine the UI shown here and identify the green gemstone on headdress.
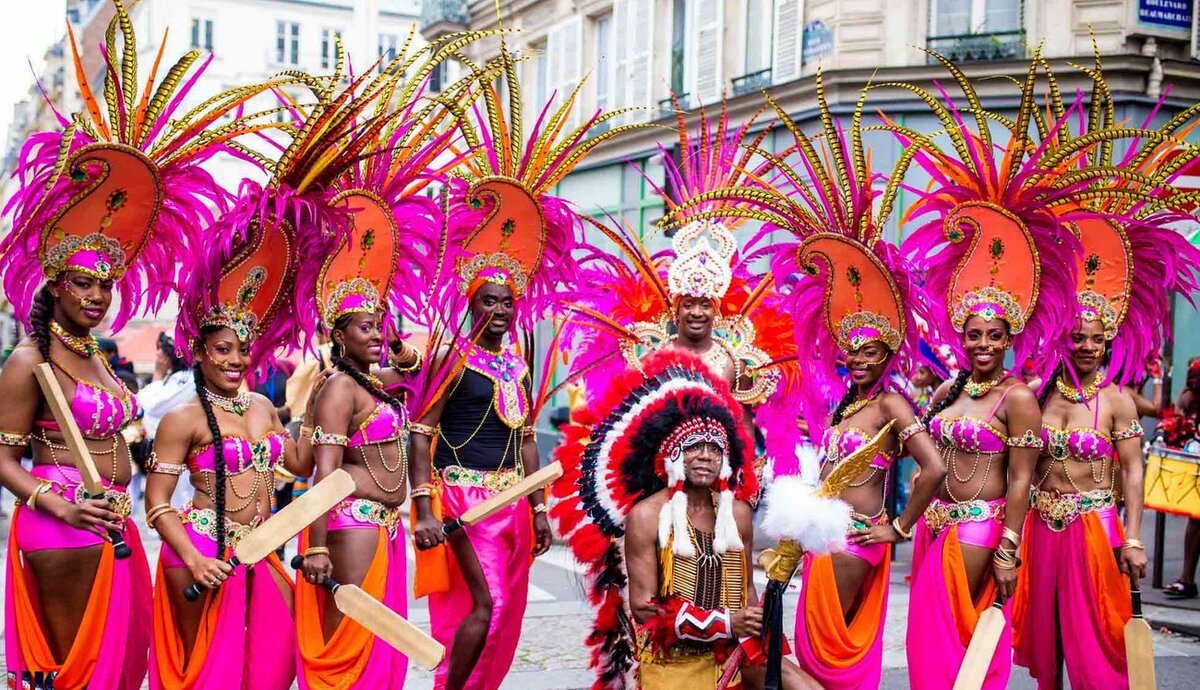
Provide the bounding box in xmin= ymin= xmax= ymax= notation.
xmin=990 ymin=238 xmax=1004 ymax=259
xmin=947 ymin=229 xmax=964 ymax=242
xmin=470 ymin=199 xmax=483 ymax=209
xmin=71 ymin=169 xmax=87 ymax=182
xmin=362 ymin=229 xmax=376 ymax=249
xmin=847 ymin=266 xmax=861 ymax=286
xmin=803 ymin=265 xmax=819 ymax=277
xmin=501 ymin=219 xmax=515 ymax=237
xmin=1085 ymin=254 xmax=1100 ymax=275
xmin=108 ymin=190 xmax=126 ymax=210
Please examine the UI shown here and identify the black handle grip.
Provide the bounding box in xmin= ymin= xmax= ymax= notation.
xmin=441 ymin=518 xmax=464 ymax=538
xmin=182 ymin=556 xmax=241 ymax=602
xmin=291 ymin=554 xmax=339 ymax=592
xmin=108 ymin=528 xmax=131 ymax=560
xmin=1131 ymin=575 xmax=1144 ymax=618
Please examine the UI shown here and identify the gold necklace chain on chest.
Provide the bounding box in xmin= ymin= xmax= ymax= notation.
xmin=440 ymin=370 xmax=518 ymax=473
xmin=38 ymin=430 xmax=121 ymax=485
xmin=943 ymin=442 xmax=997 ymax=503
xmin=841 ymin=393 xmax=879 ymax=422
xmin=357 ymin=437 xmax=408 ymax=493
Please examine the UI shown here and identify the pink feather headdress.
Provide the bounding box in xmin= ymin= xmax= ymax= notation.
xmin=0 ymin=0 xmax=273 ymax=332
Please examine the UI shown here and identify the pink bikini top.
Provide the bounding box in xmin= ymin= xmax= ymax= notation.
xmin=36 ymin=362 xmax=139 ymax=440
xmin=823 ymin=426 xmax=898 ymax=470
xmin=348 ymin=402 xmax=406 ymax=448
xmin=188 ymin=431 xmax=288 ymax=475
xmin=1042 ymin=426 xmax=1112 ymax=464
xmin=929 ymin=387 xmax=1016 ymax=455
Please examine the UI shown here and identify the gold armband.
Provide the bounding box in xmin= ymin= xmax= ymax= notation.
xmin=311 ymin=426 xmax=349 ymax=447
xmin=0 ymin=430 xmax=31 ymax=447
xmin=410 ymin=422 xmax=438 ymax=437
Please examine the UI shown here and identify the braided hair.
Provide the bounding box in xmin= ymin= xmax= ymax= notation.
xmin=1038 ymin=362 xmax=1064 ymax=408
xmin=829 ymin=386 xmax=859 ymax=426
xmin=193 ymin=347 xmax=228 ymax=558
xmin=921 ymin=370 xmax=971 ymax=425
xmin=28 ymin=285 xmax=55 ymax=362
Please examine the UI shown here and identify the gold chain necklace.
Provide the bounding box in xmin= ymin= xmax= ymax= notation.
xmin=357 ymin=439 xmax=408 ymax=493
xmin=203 ymin=387 xmax=251 ymax=416
xmin=840 ymin=394 xmax=879 ymax=421
xmin=964 ymin=373 xmax=1008 ymax=399
xmin=1056 ymin=372 xmax=1103 ymax=403
xmin=50 ymin=321 xmax=99 ymax=358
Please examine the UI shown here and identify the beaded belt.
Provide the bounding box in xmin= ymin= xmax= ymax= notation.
xmin=30 ymin=480 xmax=134 ymax=520
xmin=179 ymin=502 xmax=259 ymax=547
xmin=440 ymin=465 xmax=522 ymax=493
xmin=333 ymin=497 xmax=401 ymax=534
xmin=924 ymin=498 xmax=1005 ymax=537
xmin=1030 ymin=488 xmax=1115 ymax=532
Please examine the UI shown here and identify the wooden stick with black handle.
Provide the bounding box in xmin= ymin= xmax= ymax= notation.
xmin=1126 ymin=574 xmax=1157 ymax=689
xmin=290 ymin=555 xmax=446 ymax=669
xmin=33 ymin=362 xmax=131 ymax=559
xmin=425 ymin=462 xmax=563 ymax=544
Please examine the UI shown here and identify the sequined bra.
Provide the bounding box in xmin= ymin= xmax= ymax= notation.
xmin=823 ymin=426 xmax=899 ymax=470
xmin=929 ymin=415 xmax=1008 ymax=454
xmin=188 ymin=431 xmax=288 ymax=475
xmin=348 ymin=402 xmax=406 ymax=448
xmin=36 ymin=360 xmax=139 ymax=440
xmin=1042 ymin=426 xmax=1112 ymax=464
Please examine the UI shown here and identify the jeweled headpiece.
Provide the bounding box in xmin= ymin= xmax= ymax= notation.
xmin=944 ymin=202 xmax=1039 ymax=334
xmin=455 ymin=177 xmax=545 ymax=300
xmin=798 ymin=234 xmax=906 ymax=353
xmin=1072 ymin=219 xmax=1129 ymax=340
xmin=318 ymin=191 xmax=399 ymax=328
xmin=666 ymin=219 xmax=736 ymax=302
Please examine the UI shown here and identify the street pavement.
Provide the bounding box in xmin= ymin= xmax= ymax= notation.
xmin=1 ymin=492 xmax=1199 ymax=689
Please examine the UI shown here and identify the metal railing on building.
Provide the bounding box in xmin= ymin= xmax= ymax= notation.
xmin=420 ymin=0 xmax=470 ymax=39
xmin=926 ymin=30 xmax=1025 ymax=63
xmin=732 ymin=68 xmax=772 ymax=96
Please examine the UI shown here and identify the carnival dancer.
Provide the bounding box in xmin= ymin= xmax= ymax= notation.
xmin=897 ymin=52 xmax=1097 ymax=689
xmin=1011 ymin=66 xmax=1200 ymax=688
xmin=566 ymin=103 xmax=801 ymax=478
xmin=406 ymin=34 xmax=637 ymax=690
xmin=0 ymin=2 xmax=261 ymax=686
xmin=549 ymin=348 xmax=817 ymax=689
xmin=291 ymin=44 xmax=460 ymax=684
xmin=678 ymin=77 xmax=949 ymax=689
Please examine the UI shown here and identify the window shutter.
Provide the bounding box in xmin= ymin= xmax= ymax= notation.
xmin=616 ymin=0 xmax=655 ymax=123
xmin=772 ymin=0 xmax=802 ymax=83
xmin=547 ymin=17 xmax=585 ymax=128
xmin=689 ymin=0 xmax=724 ymax=105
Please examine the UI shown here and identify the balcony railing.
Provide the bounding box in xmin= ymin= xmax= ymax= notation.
xmin=420 ymin=0 xmax=469 ymax=37
xmin=732 ymin=68 xmax=772 ymax=96
xmin=926 ymin=30 xmax=1025 ymax=63
xmin=657 ymin=93 xmax=693 ymax=114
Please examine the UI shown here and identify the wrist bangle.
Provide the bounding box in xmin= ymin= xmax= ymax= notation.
xmin=532 ymin=503 xmax=548 ymax=515
xmin=891 ymin=516 xmax=913 ymax=540
xmin=410 ymin=487 xmax=432 ymax=499
xmin=145 ymin=503 xmax=175 ymax=526
xmin=1122 ymin=538 xmax=1145 ymax=551
xmin=1002 ymin=526 xmax=1022 ymax=549
xmin=26 ymin=481 xmax=51 ymax=511
xmin=303 ymin=546 xmax=330 ymax=558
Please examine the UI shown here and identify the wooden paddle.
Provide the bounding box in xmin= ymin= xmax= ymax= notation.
xmin=183 ymin=468 xmax=356 ymax=601
xmin=952 ymin=593 xmax=1005 ymax=690
xmin=290 ymin=555 xmax=446 ymax=669
xmin=32 ymin=362 xmax=132 ymax=559
xmin=433 ymin=461 xmax=563 ymax=541
xmin=1126 ymin=574 xmax=1157 ymax=690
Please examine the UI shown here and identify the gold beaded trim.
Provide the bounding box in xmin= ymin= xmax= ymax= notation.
xmin=147 ymin=451 xmax=187 ymax=476
xmin=0 ymin=430 xmax=31 ymax=446
xmin=897 ymin=421 xmax=926 ymax=444
xmin=441 ymin=465 xmax=522 ymax=493
xmin=1006 ymin=429 xmax=1044 ymax=449
xmin=1112 ymin=420 xmax=1144 ymax=441
xmin=311 ymin=426 xmax=349 ymax=447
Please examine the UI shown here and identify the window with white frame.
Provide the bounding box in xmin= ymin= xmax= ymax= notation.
xmin=530 ymin=41 xmax=550 ymax=112
xmin=190 ymin=17 xmax=213 ymax=52
xmin=684 ymin=0 xmax=724 ymax=107
xmin=321 ymin=28 xmax=341 ymax=70
xmin=594 ymin=12 xmax=613 ymax=112
xmin=737 ymin=0 xmax=772 ymax=94
xmin=378 ymin=33 xmax=399 ymax=74
xmin=612 ymin=0 xmax=655 ymax=123
xmin=928 ymin=0 xmax=1023 ymax=61
xmin=276 ymin=21 xmax=300 ymax=66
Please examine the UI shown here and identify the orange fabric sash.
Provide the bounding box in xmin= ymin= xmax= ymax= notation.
xmin=295 ymin=527 xmax=386 ymax=689
xmin=803 ymin=551 xmax=890 ymax=669
xmin=411 ymin=479 xmax=450 ymax=598
xmin=152 ymin=558 xmax=226 ymax=689
xmin=1010 ymin=516 xmax=1034 ymax=651
xmin=943 ymin=528 xmax=998 ymax=644
xmin=1082 ymin=512 xmax=1131 ymax=653
xmin=8 ymin=507 xmax=114 ymax=688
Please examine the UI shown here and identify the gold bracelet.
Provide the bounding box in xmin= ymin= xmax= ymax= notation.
xmin=145 ymin=503 xmax=175 ymax=525
xmin=532 ymin=503 xmax=548 ymax=515
xmin=1122 ymin=538 xmax=1145 ymax=551
xmin=26 ymin=481 xmax=51 ymax=511
xmin=303 ymin=546 xmax=331 ymax=558
xmin=891 ymin=516 xmax=913 ymax=540
xmin=1002 ymin=526 xmax=1022 ymax=549
xmin=410 ymin=487 xmax=432 ymax=499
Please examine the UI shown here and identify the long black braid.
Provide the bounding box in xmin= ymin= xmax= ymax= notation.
xmin=1038 ymin=362 xmax=1064 ymax=408
xmin=830 ymin=386 xmax=859 ymax=426
xmin=28 ymin=285 xmax=55 ymax=362
xmin=193 ymin=363 xmax=228 ymax=559
xmin=330 ymin=317 xmax=408 ymax=420
xmin=922 ymin=370 xmax=971 ymax=425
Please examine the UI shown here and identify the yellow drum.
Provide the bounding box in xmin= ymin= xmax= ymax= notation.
xmin=1144 ymin=444 xmax=1200 ymax=519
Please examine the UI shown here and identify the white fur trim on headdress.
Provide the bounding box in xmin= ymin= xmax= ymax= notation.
xmin=760 ymin=474 xmax=852 ymax=555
